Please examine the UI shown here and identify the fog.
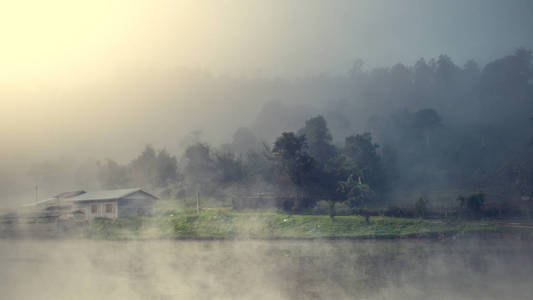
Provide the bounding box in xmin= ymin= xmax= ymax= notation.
xmin=1 ymin=237 xmax=532 ymax=299
xmin=2 ymin=0 xmax=533 ymax=157
xmin=1 ymin=3 xmax=533 ymax=297
xmin=1 ymin=1 xmax=533 ymax=205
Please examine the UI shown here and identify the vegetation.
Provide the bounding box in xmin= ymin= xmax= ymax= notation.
xmin=24 ymin=49 xmax=533 ymax=218
xmin=81 ymin=208 xmax=533 ymax=240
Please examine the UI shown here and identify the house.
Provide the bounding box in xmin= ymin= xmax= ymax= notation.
xmin=21 ymin=190 xmax=86 ymax=209
xmin=69 ymin=188 xmax=158 ymax=220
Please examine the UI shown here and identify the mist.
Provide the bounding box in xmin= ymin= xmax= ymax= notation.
xmin=2 ymin=237 xmax=533 ymax=299
xmin=1 ymin=2 xmax=533 ymax=299
xmin=2 ymin=0 xmax=533 ymax=164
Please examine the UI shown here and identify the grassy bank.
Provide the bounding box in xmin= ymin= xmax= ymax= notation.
xmin=81 ymin=209 xmax=533 ymax=240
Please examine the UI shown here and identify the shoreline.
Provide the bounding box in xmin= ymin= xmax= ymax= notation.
xmin=3 ymin=211 xmax=533 ymax=241
xmin=2 ymin=227 xmax=533 ymax=242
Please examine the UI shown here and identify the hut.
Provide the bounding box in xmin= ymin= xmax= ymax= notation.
xmin=70 ymin=188 xmax=158 ymax=220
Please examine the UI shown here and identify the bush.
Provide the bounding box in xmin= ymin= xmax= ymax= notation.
xmin=313 ymin=200 xmax=330 ymax=214
xmin=385 ymin=205 xmax=414 ymax=218
xmin=457 ymin=192 xmax=485 ymax=218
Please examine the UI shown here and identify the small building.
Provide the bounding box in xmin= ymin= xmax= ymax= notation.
xmin=21 ymin=190 xmax=86 ymax=209
xmin=70 ymin=188 xmax=158 ymax=220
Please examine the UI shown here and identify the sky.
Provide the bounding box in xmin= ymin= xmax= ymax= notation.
xmin=0 ymin=0 xmax=532 ymax=162
xmin=1 ymin=0 xmax=532 ymax=83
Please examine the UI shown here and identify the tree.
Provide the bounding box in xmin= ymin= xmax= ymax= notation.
xmin=463 ymin=60 xmax=480 ymax=79
xmin=343 ymin=133 xmax=386 ymax=192
xmin=272 ymin=132 xmax=317 ymax=209
xmin=231 ymin=127 xmax=261 ymax=155
xmin=97 ymin=159 xmax=130 ymax=189
xmin=412 ymin=108 xmax=442 ymax=148
xmin=435 ymin=55 xmax=459 ymax=84
xmin=337 ymin=175 xmax=375 ymax=208
xmin=457 ymin=192 xmax=485 ymax=218
xmin=297 ymin=115 xmax=337 ymax=166
xmin=479 ymin=48 xmax=533 ymax=120
xmin=184 ymin=143 xmax=216 ymax=195
xmin=155 ymin=149 xmax=179 ymax=188
xmin=129 ymin=145 xmax=157 ymax=186
xmin=413 ymin=58 xmax=435 ymax=106
xmin=214 ymin=149 xmax=246 ymax=186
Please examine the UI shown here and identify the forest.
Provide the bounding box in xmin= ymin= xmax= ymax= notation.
xmin=23 ymin=49 xmax=533 ymax=216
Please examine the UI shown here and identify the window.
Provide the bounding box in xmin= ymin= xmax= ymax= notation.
xmin=105 ymin=204 xmax=113 ymax=213
xmin=91 ymin=204 xmax=97 ymax=214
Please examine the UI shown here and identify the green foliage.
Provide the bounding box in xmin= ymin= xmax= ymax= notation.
xmin=337 ymin=175 xmax=375 ymax=207
xmin=129 ymin=145 xmax=158 ymax=186
xmin=269 ymin=124 xmax=386 ymax=211
xmin=154 ymin=149 xmax=179 ymax=188
xmin=97 ymin=145 xmax=180 ymax=190
xmin=80 ymin=209 xmax=526 ymax=240
xmin=343 ymin=133 xmax=386 ymax=192
xmin=184 ymin=143 xmax=217 ymax=195
xmin=297 ymin=115 xmax=337 ymax=166
xmin=214 ymin=150 xmax=246 ymax=186
xmin=272 ymin=132 xmax=317 ymax=190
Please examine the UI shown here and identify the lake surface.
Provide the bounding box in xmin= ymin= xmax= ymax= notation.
xmin=0 ymin=236 xmax=532 ymax=299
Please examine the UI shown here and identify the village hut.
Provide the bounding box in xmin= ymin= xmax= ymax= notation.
xmin=70 ymin=188 xmax=158 ymax=220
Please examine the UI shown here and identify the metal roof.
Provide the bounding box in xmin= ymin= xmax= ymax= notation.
xmin=70 ymin=188 xmax=157 ymax=202
xmin=21 ymin=198 xmax=57 ymax=207
xmin=54 ymin=190 xmax=86 ymax=199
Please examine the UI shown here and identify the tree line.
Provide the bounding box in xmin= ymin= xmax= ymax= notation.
xmin=26 ymin=48 xmax=533 ymax=213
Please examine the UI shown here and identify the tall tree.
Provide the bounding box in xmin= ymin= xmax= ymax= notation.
xmin=272 ymin=132 xmax=317 ymax=209
xmin=343 ymin=133 xmax=385 ymax=192
xmin=297 ymin=115 xmax=336 ymax=166
xmin=184 ymin=143 xmax=216 ymax=195
xmin=412 ymin=108 xmax=442 ymax=148
xmin=231 ymin=127 xmax=261 ymax=155
xmin=129 ymin=145 xmax=158 ymax=186
xmin=214 ymin=149 xmax=246 ymax=186
xmin=155 ymin=149 xmax=179 ymax=188
xmin=97 ymin=160 xmax=130 ymax=189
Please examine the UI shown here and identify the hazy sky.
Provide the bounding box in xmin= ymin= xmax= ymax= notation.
xmin=0 ymin=0 xmax=532 ymax=162
xmin=0 ymin=0 xmax=532 ymax=202
xmin=1 ymin=0 xmax=532 ymax=83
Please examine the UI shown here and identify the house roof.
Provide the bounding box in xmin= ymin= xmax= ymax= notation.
xmin=70 ymin=188 xmax=158 ymax=202
xmin=21 ymin=197 xmax=57 ymax=207
xmin=54 ymin=190 xmax=86 ymax=199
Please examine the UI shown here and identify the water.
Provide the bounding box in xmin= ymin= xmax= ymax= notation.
xmin=0 ymin=237 xmax=532 ymax=299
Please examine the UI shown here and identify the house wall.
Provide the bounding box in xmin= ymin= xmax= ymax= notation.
xmin=117 ymin=192 xmax=155 ymax=217
xmin=76 ymin=200 xmax=118 ymax=220
xmin=117 ymin=199 xmax=154 ymax=217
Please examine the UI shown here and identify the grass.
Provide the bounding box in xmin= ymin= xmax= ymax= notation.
xmin=80 ymin=208 xmax=533 ymax=240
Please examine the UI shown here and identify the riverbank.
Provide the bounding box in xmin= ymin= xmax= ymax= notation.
xmin=77 ymin=210 xmax=533 ymax=240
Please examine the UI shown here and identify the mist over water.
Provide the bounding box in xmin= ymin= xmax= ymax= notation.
xmin=0 ymin=237 xmax=531 ymax=299
xmin=1 ymin=2 xmax=533 ymax=299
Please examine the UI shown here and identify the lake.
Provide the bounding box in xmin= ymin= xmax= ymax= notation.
xmin=0 ymin=236 xmax=532 ymax=299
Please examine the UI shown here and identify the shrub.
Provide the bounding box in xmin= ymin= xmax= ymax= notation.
xmin=457 ymin=192 xmax=485 ymax=218
xmin=385 ymin=205 xmax=414 ymax=218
